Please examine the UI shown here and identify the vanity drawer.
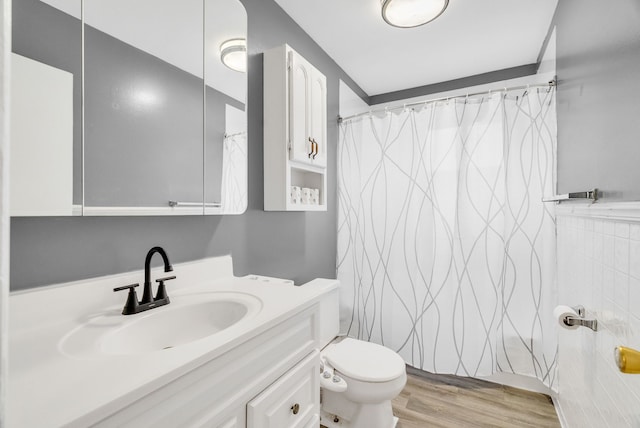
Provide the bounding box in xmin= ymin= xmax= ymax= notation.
xmin=247 ymin=350 xmax=319 ymax=428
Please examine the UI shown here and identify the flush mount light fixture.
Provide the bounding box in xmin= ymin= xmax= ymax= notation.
xmin=220 ymin=38 xmax=247 ymax=73
xmin=381 ymin=0 xmax=448 ymax=28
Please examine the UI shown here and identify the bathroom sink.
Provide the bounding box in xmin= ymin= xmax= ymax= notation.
xmin=59 ymin=291 xmax=262 ymax=358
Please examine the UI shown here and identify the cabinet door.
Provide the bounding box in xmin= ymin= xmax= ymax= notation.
xmin=309 ymin=70 xmax=327 ymax=168
xmin=288 ymin=51 xmax=313 ymax=164
xmin=247 ymin=351 xmax=319 ymax=428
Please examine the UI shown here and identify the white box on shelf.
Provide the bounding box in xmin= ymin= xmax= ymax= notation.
xmin=291 ymin=186 xmax=301 ymax=204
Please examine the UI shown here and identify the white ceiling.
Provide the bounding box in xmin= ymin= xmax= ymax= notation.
xmin=41 ymin=0 xmax=247 ymax=103
xmin=273 ymin=0 xmax=558 ymax=96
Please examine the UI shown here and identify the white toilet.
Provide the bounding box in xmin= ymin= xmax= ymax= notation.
xmin=303 ymin=279 xmax=406 ymax=427
xmin=319 ymin=338 xmax=407 ymax=428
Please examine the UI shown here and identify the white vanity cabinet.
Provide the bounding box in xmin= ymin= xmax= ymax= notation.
xmin=264 ymin=44 xmax=328 ymax=211
xmin=89 ymin=305 xmax=321 ymax=428
xmin=9 ymin=257 xmax=339 ymax=428
xmin=247 ymin=351 xmax=319 ymax=428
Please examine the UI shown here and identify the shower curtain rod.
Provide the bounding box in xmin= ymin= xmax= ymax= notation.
xmin=338 ymin=79 xmax=556 ymax=123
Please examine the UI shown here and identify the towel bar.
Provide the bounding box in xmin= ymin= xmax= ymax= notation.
xmin=168 ymin=201 xmax=222 ymax=208
xmin=542 ymin=188 xmax=598 ymax=203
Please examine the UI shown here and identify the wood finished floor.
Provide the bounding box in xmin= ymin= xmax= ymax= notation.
xmin=392 ymin=367 xmax=561 ymax=428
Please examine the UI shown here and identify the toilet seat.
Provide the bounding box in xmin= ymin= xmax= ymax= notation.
xmin=323 ymin=338 xmax=405 ymax=383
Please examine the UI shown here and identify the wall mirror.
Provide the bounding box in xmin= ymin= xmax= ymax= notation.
xmin=205 ymin=0 xmax=248 ymax=214
xmin=10 ymin=0 xmax=247 ymax=217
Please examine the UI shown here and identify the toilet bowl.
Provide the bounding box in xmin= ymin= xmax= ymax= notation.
xmin=319 ymin=338 xmax=407 ymax=428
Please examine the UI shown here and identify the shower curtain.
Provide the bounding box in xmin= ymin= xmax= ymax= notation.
xmin=337 ymin=89 xmax=557 ymax=387
xmin=220 ymin=132 xmax=247 ymax=213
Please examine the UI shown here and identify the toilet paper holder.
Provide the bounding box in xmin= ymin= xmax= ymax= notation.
xmin=563 ymin=305 xmax=598 ymax=331
xmin=572 ymin=305 xmax=585 ymax=318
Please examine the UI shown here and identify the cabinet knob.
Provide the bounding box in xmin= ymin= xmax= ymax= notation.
xmin=291 ymin=403 xmax=300 ymax=415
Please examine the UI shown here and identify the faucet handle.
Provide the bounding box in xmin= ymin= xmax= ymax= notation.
xmin=113 ymin=283 xmax=139 ymax=292
xmin=113 ymin=283 xmax=140 ymax=315
xmin=154 ymin=276 xmax=176 ymax=302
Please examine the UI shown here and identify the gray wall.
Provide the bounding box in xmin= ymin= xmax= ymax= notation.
xmin=555 ymin=0 xmax=640 ymax=201
xmin=369 ymin=64 xmax=538 ymax=105
xmin=10 ymin=0 xmax=367 ymax=290
xmin=85 ymin=27 xmax=245 ymax=206
xmin=84 ymin=24 xmax=204 ymax=207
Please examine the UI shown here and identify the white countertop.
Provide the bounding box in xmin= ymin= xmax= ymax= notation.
xmin=9 ymin=256 xmax=338 ymax=427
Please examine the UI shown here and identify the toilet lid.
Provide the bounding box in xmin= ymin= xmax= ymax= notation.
xmin=323 ymin=338 xmax=405 ymax=383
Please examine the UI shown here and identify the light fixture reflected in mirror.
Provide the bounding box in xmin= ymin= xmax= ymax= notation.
xmin=220 ymin=38 xmax=247 ymax=73
xmin=381 ymin=0 xmax=448 ymax=28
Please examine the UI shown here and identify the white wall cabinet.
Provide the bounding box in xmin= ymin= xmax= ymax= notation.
xmin=264 ymin=44 xmax=327 ymax=211
xmin=288 ymin=51 xmax=327 ymax=168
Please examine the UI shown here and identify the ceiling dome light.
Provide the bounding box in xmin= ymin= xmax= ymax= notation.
xmin=381 ymin=0 xmax=448 ymax=28
xmin=220 ymin=38 xmax=247 ymax=73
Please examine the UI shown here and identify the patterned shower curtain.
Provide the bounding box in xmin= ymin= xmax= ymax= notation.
xmin=337 ymin=89 xmax=558 ymax=387
xmin=220 ymin=131 xmax=247 ymax=213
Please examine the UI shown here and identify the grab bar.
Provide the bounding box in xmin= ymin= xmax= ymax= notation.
xmin=542 ymin=188 xmax=598 ymax=203
xmin=168 ymin=201 xmax=222 ymax=208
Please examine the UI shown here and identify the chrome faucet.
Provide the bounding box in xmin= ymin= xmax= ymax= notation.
xmin=113 ymin=246 xmax=175 ymax=315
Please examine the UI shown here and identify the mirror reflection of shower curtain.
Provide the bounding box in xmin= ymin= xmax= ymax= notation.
xmin=220 ymin=131 xmax=247 ymax=213
xmin=337 ymin=90 xmax=557 ymax=388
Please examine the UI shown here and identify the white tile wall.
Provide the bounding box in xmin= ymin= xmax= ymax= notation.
xmin=556 ymin=213 xmax=640 ymax=427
